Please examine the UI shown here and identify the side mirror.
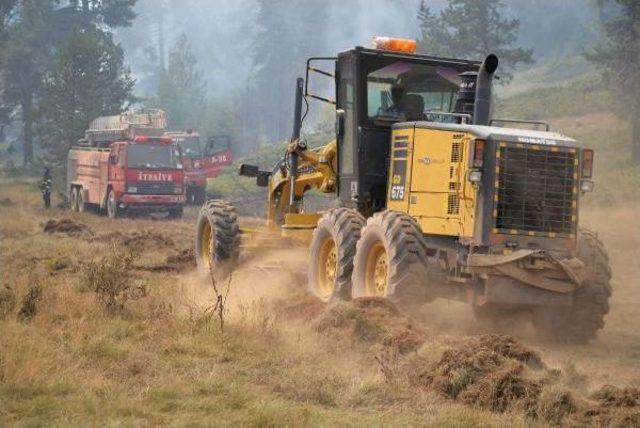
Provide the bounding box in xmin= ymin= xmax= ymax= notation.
xmin=335 ymin=109 xmax=346 ymax=138
xmin=239 ymin=164 xmax=260 ymax=177
xmin=239 ymin=163 xmax=271 ymax=187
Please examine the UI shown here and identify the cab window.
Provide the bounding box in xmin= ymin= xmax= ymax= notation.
xmin=111 ymin=145 xmax=125 ymax=166
xmin=367 ymin=62 xmax=460 ymax=123
xmin=175 ymin=136 xmax=202 ymax=158
xmin=206 ymin=136 xmax=230 ymax=155
xmin=127 ymin=144 xmax=179 ymax=169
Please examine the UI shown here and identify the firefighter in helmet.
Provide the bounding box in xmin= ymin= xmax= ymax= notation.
xmin=41 ymin=167 xmax=52 ymax=209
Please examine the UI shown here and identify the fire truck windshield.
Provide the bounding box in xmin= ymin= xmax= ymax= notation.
xmin=175 ymin=136 xmax=202 ymax=158
xmin=127 ymin=144 xmax=180 ymax=169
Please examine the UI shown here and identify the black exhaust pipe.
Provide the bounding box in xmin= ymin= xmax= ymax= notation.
xmin=473 ymin=54 xmax=499 ymax=126
xmin=288 ymin=78 xmax=304 ymax=206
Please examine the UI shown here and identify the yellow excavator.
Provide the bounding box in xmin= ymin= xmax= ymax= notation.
xmin=195 ymin=37 xmax=611 ymax=343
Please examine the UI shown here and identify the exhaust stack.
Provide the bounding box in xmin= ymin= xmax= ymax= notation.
xmin=288 ymin=78 xmax=304 ymax=207
xmin=473 ymin=54 xmax=499 ymax=126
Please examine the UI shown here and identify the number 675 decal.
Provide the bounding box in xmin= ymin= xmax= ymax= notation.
xmin=391 ymin=185 xmax=405 ymax=200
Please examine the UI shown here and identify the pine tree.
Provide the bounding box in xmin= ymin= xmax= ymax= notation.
xmin=71 ymin=0 xmax=137 ymax=28
xmin=39 ymin=29 xmax=135 ymax=165
xmin=417 ymin=0 xmax=451 ymax=57
xmin=249 ymin=0 xmax=328 ymax=142
xmin=417 ymin=0 xmax=533 ymax=79
xmin=150 ymin=34 xmax=207 ymax=131
xmin=0 ymin=0 xmax=137 ymax=166
xmin=0 ymin=1 xmax=19 ymax=139
xmin=114 ymin=0 xmax=167 ymax=97
xmin=588 ymin=0 xmax=640 ymax=164
xmin=1 ymin=1 xmax=58 ymax=165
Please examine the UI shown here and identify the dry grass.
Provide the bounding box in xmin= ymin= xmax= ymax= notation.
xmin=1 ymin=116 xmax=639 ymax=428
xmin=0 ymin=181 xmax=529 ymax=427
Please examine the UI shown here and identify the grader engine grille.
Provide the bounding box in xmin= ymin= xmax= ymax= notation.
xmin=494 ymin=143 xmax=578 ymax=236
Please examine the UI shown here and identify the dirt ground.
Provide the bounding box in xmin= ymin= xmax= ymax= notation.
xmin=1 ymin=178 xmax=639 ymax=427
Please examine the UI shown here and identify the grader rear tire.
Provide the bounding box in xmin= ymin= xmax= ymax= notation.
xmin=533 ymin=229 xmax=612 ymax=343
xmin=308 ymin=208 xmax=365 ymax=302
xmin=195 ymin=200 xmax=240 ymax=275
xmin=352 ymin=211 xmax=431 ymax=313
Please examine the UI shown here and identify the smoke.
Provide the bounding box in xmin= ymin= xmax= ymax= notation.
xmin=324 ymin=0 xmax=422 ymax=53
xmin=117 ymin=0 xmax=424 ymax=99
xmin=120 ymin=0 xmax=601 ymax=92
xmin=114 ymin=0 xmax=603 ymax=143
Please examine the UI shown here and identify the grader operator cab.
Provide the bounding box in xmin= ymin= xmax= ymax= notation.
xmin=196 ymin=37 xmax=611 ymax=343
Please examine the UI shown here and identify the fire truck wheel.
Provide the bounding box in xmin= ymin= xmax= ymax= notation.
xmin=193 ymin=188 xmax=206 ymax=206
xmin=168 ymin=206 xmax=183 ymax=219
xmin=195 ymin=200 xmax=240 ymax=275
xmin=107 ymin=189 xmax=119 ymax=219
xmin=70 ymin=187 xmax=79 ymax=212
xmin=77 ymin=187 xmax=86 ymax=213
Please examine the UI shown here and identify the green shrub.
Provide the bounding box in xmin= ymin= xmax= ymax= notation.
xmin=81 ymin=251 xmax=146 ymax=312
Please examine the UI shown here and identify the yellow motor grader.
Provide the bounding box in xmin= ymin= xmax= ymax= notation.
xmin=195 ymin=37 xmax=611 ymax=343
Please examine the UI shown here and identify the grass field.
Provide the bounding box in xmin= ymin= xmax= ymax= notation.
xmin=2 ymin=87 xmax=640 ymax=426
xmin=1 ymin=169 xmax=639 ymax=427
xmin=0 ymin=182 xmax=532 ymax=426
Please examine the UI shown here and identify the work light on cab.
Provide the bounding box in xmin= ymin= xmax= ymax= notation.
xmin=370 ymin=36 xmax=417 ymax=54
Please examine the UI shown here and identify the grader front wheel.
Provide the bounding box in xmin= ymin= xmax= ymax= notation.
xmin=195 ymin=200 xmax=240 ymax=275
xmin=308 ymin=208 xmax=365 ymax=302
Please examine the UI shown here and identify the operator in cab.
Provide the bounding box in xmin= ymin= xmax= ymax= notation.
xmin=379 ymin=84 xmax=406 ymax=118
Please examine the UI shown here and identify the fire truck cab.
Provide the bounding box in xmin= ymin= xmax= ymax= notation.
xmin=165 ymin=131 xmax=233 ymax=205
xmin=67 ymin=111 xmax=186 ymax=219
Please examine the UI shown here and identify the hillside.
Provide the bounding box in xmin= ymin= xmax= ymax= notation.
xmin=497 ymin=72 xmax=640 ymax=207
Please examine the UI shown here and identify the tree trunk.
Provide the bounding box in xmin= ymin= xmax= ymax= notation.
xmin=632 ymin=114 xmax=640 ymax=166
xmin=158 ymin=11 xmax=165 ymax=74
xmin=21 ymin=94 xmax=33 ymax=166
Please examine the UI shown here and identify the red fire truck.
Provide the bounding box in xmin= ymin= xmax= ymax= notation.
xmin=165 ymin=131 xmax=233 ymax=205
xmin=67 ymin=111 xmax=186 ymax=218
